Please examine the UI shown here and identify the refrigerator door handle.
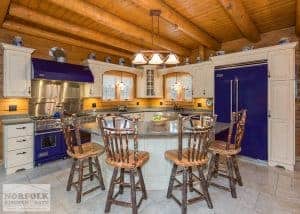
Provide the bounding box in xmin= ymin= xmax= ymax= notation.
xmin=235 ymin=78 xmax=239 ymax=113
xmin=230 ymin=80 xmax=233 ymax=120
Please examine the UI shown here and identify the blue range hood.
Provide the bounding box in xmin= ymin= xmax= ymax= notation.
xmin=32 ymin=58 xmax=94 ymax=83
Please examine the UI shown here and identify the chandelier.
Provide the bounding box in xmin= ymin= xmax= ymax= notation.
xmin=132 ymin=10 xmax=180 ymax=65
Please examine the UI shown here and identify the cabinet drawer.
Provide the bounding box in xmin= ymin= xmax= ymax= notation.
xmin=7 ymin=136 xmax=33 ymax=151
xmin=6 ymin=148 xmax=33 ymax=168
xmin=6 ymin=123 xmax=33 ymax=138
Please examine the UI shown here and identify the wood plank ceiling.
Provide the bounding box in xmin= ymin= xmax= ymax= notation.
xmin=0 ymin=0 xmax=298 ymax=59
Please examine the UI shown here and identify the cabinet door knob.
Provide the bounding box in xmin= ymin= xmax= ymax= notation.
xmin=28 ymin=86 xmax=31 ymax=94
xmin=16 ymin=127 xmax=26 ymax=130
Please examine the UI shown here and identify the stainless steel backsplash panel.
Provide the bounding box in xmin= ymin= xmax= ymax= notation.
xmin=29 ymin=79 xmax=83 ymax=116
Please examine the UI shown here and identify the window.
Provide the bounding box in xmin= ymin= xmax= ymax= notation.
xmin=165 ymin=72 xmax=192 ymax=101
xmin=102 ymin=71 xmax=135 ymax=100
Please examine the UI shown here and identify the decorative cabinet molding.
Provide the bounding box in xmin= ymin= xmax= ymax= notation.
xmin=1 ymin=43 xmax=35 ymax=98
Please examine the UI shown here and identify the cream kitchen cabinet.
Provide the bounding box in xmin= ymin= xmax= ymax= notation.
xmin=3 ymin=122 xmax=34 ymax=174
xmin=1 ymin=43 xmax=35 ymax=98
xmin=136 ymin=65 xmax=163 ymax=98
xmin=192 ymin=62 xmax=214 ymax=98
xmin=82 ymin=67 xmax=102 ymax=98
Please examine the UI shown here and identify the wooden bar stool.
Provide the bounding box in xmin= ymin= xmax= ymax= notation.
xmin=165 ymin=114 xmax=215 ymax=214
xmin=62 ymin=115 xmax=105 ymax=203
xmin=207 ymin=110 xmax=247 ymax=198
xmin=98 ymin=114 xmax=149 ymax=214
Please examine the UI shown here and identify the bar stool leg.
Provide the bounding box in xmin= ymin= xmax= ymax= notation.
xmin=188 ymin=167 xmax=193 ymax=192
xmin=198 ymin=166 xmax=213 ymax=209
xmin=76 ymin=160 xmax=84 ymax=203
xmin=137 ymin=167 xmax=147 ymax=199
xmin=130 ymin=169 xmax=137 ymax=214
xmin=226 ymin=157 xmax=237 ymax=198
xmin=119 ymin=168 xmax=125 ymax=194
xmin=94 ymin=156 xmax=105 ymax=190
xmin=214 ymin=154 xmax=220 ymax=178
xmin=88 ymin=157 xmax=94 ymax=181
xmin=232 ymin=155 xmax=243 ymax=186
xmin=67 ymin=159 xmax=76 ymax=191
xmin=167 ymin=164 xmax=177 ymax=198
xmin=182 ymin=168 xmax=188 ymax=214
xmin=207 ymin=153 xmax=216 ymax=182
xmin=105 ymin=167 xmax=118 ymax=213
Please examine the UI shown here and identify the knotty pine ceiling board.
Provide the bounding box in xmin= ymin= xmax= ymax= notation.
xmin=163 ymin=0 xmax=243 ymax=42
xmin=86 ymin=0 xmax=198 ymax=49
xmin=241 ymin=0 xmax=295 ymax=33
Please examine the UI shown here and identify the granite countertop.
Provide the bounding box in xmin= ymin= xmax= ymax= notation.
xmin=0 ymin=114 xmax=33 ymax=125
xmin=81 ymin=121 xmax=229 ymax=137
xmin=84 ymin=107 xmax=212 ymax=115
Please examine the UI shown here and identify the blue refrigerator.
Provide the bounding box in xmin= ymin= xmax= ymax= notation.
xmin=214 ymin=63 xmax=268 ymax=161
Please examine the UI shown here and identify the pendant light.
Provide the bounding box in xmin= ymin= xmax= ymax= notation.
xmin=116 ymin=71 xmax=126 ymax=91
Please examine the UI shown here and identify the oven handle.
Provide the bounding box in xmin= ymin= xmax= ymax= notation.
xmin=35 ymin=130 xmax=63 ymax=136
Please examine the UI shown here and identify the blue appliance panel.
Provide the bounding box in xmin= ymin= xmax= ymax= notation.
xmin=214 ymin=63 xmax=268 ymax=161
xmin=34 ymin=130 xmax=67 ymax=165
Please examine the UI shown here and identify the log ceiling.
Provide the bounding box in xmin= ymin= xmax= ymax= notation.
xmin=0 ymin=0 xmax=297 ymax=60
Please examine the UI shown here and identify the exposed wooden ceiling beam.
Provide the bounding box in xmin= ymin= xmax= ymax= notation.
xmin=296 ymin=0 xmax=300 ymax=36
xmin=9 ymin=4 xmax=143 ymax=54
xmin=47 ymin=0 xmax=190 ymax=55
xmin=0 ymin=0 xmax=11 ymax=26
xmin=217 ymin=0 xmax=260 ymax=42
xmin=3 ymin=21 xmax=132 ymax=58
xmin=130 ymin=0 xmax=220 ymax=50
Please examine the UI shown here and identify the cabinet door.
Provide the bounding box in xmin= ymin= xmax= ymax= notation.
xmin=269 ymin=80 xmax=294 ymax=166
xmin=4 ymin=50 xmax=31 ymax=97
xmin=82 ymin=66 xmax=102 ymax=98
xmin=203 ymin=65 xmax=214 ymax=98
xmin=154 ymin=73 xmax=163 ymax=98
xmin=268 ymin=49 xmax=295 ymax=80
xmin=136 ymin=72 xmax=146 ymax=98
xmin=192 ymin=68 xmax=204 ymax=98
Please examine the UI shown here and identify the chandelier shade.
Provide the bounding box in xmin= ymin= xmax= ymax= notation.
xmin=132 ymin=53 xmax=147 ymax=65
xmin=148 ymin=53 xmax=164 ymax=65
xmin=165 ymin=53 xmax=180 ymax=65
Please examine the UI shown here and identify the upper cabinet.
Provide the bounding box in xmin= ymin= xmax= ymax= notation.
xmin=82 ymin=62 xmax=102 ymax=98
xmin=192 ymin=62 xmax=214 ymax=98
xmin=1 ymin=43 xmax=35 ymax=98
xmin=268 ymin=48 xmax=295 ymax=80
xmin=136 ymin=65 xmax=163 ymax=98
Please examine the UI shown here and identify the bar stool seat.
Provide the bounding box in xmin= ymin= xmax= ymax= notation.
xmin=67 ymin=142 xmax=105 ymax=159
xmin=105 ymin=150 xmax=149 ymax=169
xmin=209 ymin=141 xmax=241 ymax=156
xmin=165 ymin=149 xmax=208 ymax=167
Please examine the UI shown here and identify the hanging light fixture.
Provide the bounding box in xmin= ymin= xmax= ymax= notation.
xmin=172 ymin=73 xmax=183 ymax=91
xmin=131 ymin=10 xmax=180 ymax=65
xmin=116 ymin=71 xmax=126 ymax=91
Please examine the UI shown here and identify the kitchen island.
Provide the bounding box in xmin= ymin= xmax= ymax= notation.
xmin=81 ymin=119 xmax=230 ymax=190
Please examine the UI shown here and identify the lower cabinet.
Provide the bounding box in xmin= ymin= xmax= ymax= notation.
xmin=3 ymin=122 xmax=34 ymax=174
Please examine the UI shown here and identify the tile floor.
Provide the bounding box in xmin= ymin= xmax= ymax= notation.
xmin=0 ymin=159 xmax=300 ymax=214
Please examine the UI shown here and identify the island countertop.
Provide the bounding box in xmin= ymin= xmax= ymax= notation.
xmin=81 ymin=120 xmax=230 ymax=137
